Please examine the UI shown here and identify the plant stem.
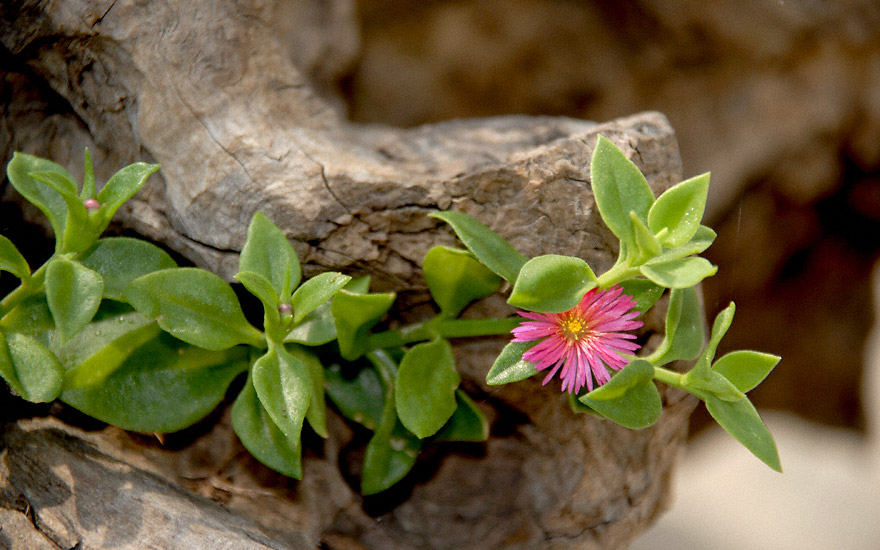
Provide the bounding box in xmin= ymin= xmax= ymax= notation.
xmin=596 ymin=261 xmax=641 ymax=289
xmin=651 ymin=365 xmax=685 ymax=390
xmin=367 ymin=317 xmax=520 ymax=350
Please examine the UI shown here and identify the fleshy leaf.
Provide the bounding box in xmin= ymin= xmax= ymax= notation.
xmin=1 ymin=331 xmax=64 ymax=403
xmin=239 ymin=211 xmax=301 ymax=298
xmin=705 ymin=302 xmax=736 ymax=364
xmin=362 ymin=396 xmax=421 ymax=495
xmin=325 ymin=360 xmax=385 ymax=430
xmin=640 ymin=256 xmax=717 ymax=289
xmin=590 ymin=135 xmax=656 ymax=247
xmin=686 ymin=370 xmax=746 ymax=402
xmin=395 ymin=338 xmax=461 ymax=439
xmin=286 ymin=344 xmax=328 ymax=438
xmin=78 ymin=237 xmax=177 ymax=301
xmin=81 ymin=148 xmax=96 ymax=200
xmin=6 ymin=152 xmax=75 ymax=241
xmin=713 ymin=350 xmax=781 ymax=393
xmin=648 ymin=172 xmax=710 ymax=248
xmin=284 ymin=301 xmax=337 ymax=346
xmin=232 ymin=373 xmax=302 ymax=478
xmin=646 ymin=225 xmax=717 ymax=265
xmin=486 ymin=340 xmax=539 ymax=385
xmin=95 ymin=162 xmax=160 ymax=227
xmin=618 ymin=279 xmax=664 ymax=313
xmin=705 ymin=395 xmax=782 ymax=472
xmin=1 ymin=294 xmax=55 ymax=338
xmin=61 ymin=332 xmax=248 ymax=432
xmin=125 ymin=268 xmax=264 ymax=350
xmin=291 ymin=271 xmax=352 ymax=323
xmin=60 ymin=315 xmax=161 ymax=390
xmin=579 ymin=360 xmax=662 ymax=429
xmin=630 ymin=211 xmax=661 ymax=263
xmin=423 ymin=246 xmax=502 ymax=317
xmin=234 ymin=270 xmax=281 ymax=329
xmin=432 ymin=390 xmax=489 ymax=442
xmin=45 ymin=258 xmax=104 ymax=342
xmin=252 ymin=345 xmax=311 ymax=443
xmin=648 ymin=286 xmax=704 ymax=366
xmin=508 ymin=254 xmax=597 ymax=313
xmin=429 ymin=210 xmax=528 ymax=283
xmin=28 ymin=170 xmax=96 ymax=253
xmin=0 ymin=234 xmax=30 ymax=281
xmin=331 ymin=289 xmax=396 ymax=360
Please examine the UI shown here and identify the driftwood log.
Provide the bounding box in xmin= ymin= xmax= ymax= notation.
xmin=1 ymin=1 xmax=697 ymax=548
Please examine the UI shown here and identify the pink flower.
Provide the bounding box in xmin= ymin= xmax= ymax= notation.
xmin=511 ymin=285 xmax=643 ymax=394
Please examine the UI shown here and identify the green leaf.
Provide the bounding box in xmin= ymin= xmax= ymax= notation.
xmin=81 ymin=148 xmax=96 ymax=200
xmin=423 ymin=246 xmax=502 ymax=317
xmin=704 ymin=395 xmax=782 ymax=472
xmin=45 ymin=258 xmax=104 ymax=342
xmin=285 ymin=344 xmax=328 ymax=438
xmin=331 ymin=289 xmax=396 ymax=360
xmin=618 ymin=279 xmax=664 ymax=313
xmin=53 ymin=306 xmax=154 ymax=368
xmin=344 ymin=275 xmax=372 ymax=294
xmin=687 ymin=370 xmax=746 ymax=402
xmin=0 ymin=294 xmax=55 ymax=338
xmin=0 ymin=331 xmax=64 ymax=403
xmin=231 ymin=373 xmax=302 ymax=478
xmin=590 ymin=135 xmax=656 ymax=247
xmin=234 ymin=270 xmax=281 ymax=330
xmin=95 ymin=162 xmax=160 ymax=225
xmin=252 ymin=345 xmax=311 ymax=443
xmin=125 ymin=268 xmax=264 ymax=350
xmin=705 ymin=302 xmax=736 ymax=364
xmin=60 ymin=315 xmax=162 ymax=390
xmin=362 ymin=397 xmax=421 ymax=495
xmin=432 ymin=390 xmax=489 ymax=442
xmin=0 ymin=234 xmax=30 ymax=281
xmin=395 ymin=338 xmax=461 ymax=439
xmin=508 ymin=254 xmax=597 ymax=313
xmin=648 ymin=286 xmax=704 ymax=366
xmin=713 ymin=350 xmax=780 ymax=393
xmin=648 ymin=172 xmax=710 ymax=248
xmin=61 ymin=332 xmax=248 ymax=432
xmin=6 ymin=152 xmax=75 ymax=241
xmin=640 ymin=256 xmax=717 ymax=289
xmin=291 ymin=271 xmax=352 ymax=323
xmin=325 ymin=360 xmax=385 ymax=430
xmin=239 ymin=211 xmax=301 ymax=298
xmin=29 ymin=170 xmax=94 ymax=253
xmin=429 ymin=210 xmax=528 ymax=283
xmin=579 ymin=360 xmax=662 ymax=429
xmin=284 ymin=301 xmax=337 ymax=346
xmin=78 ymin=237 xmax=177 ymax=301
xmin=646 ymin=225 xmax=717 ymax=265
xmin=486 ymin=340 xmax=539 ymax=385
xmin=630 ymin=211 xmax=661 ymax=263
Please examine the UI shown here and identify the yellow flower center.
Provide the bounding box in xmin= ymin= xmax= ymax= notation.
xmin=561 ymin=315 xmax=588 ymax=341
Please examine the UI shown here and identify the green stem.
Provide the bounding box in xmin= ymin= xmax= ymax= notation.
xmin=596 ymin=261 xmax=641 ymax=289
xmin=366 ymin=317 xmax=520 ymax=351
xmin=652 ymin=365 xmax=686 ymax=390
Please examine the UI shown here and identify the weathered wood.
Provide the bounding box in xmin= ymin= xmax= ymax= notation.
xmin=0 ymin=418 xmax=311 ymax=550
xmin=1 ymin=1 xmax=695 ymax=548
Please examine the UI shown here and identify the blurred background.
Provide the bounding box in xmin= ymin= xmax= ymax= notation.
xmin=334 ymin=0 xmax=880 ymax=547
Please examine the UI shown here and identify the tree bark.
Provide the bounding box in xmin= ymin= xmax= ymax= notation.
xmin=1 ymin=1 xmax=695 ymax=548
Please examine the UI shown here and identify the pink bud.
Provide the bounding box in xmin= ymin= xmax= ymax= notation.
xmin=83 ymin=198 xmax=101 ymax=210
xmin=278 ymin=303 xmax=293 ymax=316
